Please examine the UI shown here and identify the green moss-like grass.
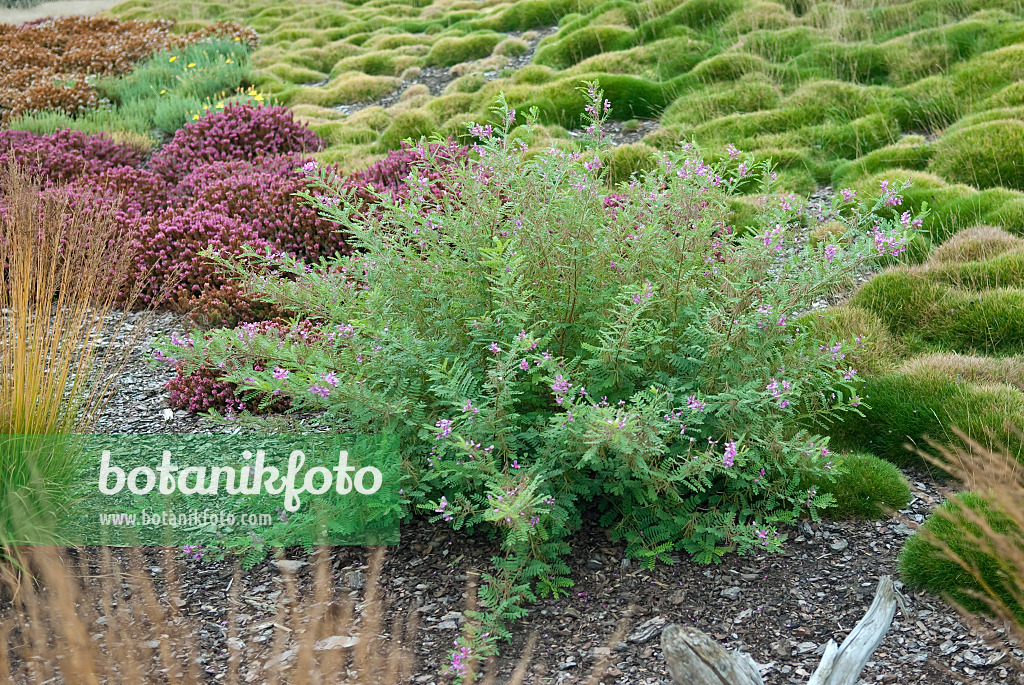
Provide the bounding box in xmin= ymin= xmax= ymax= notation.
xmin=898 ymin=491 xmax=1024 ymax=623
xmin=809 ymin=453 xmax=911 ymax=519
xmin=930 ymin=120 xmax=1024 ymax=191
xmin=830 ymin=370 xmax=1024 ymax=466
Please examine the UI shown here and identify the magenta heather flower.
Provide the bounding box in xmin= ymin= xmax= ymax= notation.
xmin=149 ymin=103 xmax=323 ymax=182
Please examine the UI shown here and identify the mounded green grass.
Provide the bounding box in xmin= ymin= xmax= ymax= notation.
xmin=830 ymin=370 xmax=1024 ymax=466
xmin=106 ymin=0 xmax=1024 ymax=189
xmin=809 ymin=452 xmax=912 ymax=519
xmin=850 ymin=269 xmax=1024 ymax=355
xmin=899 ymin=491 xmax=1024 ymax=622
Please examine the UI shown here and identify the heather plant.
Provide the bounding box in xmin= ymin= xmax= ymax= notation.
xmin=0 ymin=129 xmax=141 ymax=186
xmin=148 ymin=103 xmax=322 ymax=182
xmin=160 ymin=85 xmax=920 ymax=667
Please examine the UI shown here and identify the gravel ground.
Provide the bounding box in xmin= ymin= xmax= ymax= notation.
xmin=67 ymin=307 xmax=1024 ymax=684
xmin=333 ymin=27 xmax=560 ymax=117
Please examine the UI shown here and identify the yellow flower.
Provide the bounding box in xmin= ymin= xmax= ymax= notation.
xmin=254 ymin=93 xmax=265 ymax=102
xmin=169 ymin=56 xmax=177 ymax=62
xmin=159 ymin=89 xmax=166 ymax=94
xmin=225 ymin=58 xmax=234 ymax=64
xmin=192 ymin=114 xmax=199 ymax=120
xmin=187 ymin=62 xmax=196 ymax=68
xmin=234 ymin=36 xmax=240 ymax=41
xmin=216 ymin=101 xmax=225 ymax=108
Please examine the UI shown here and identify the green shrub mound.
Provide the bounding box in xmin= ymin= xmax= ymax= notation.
xmin=898 ymin=491 xmax=1024 ymax=623
xmin=930 ymin=120 xmax=1024 ymax=191
xmin=830 ymin=370 xmax=1024 ymax=467
xmin=157 ymin=89 xmax=924 ymax=658
xmin=808 ymin=453 xmax=911 ymax=519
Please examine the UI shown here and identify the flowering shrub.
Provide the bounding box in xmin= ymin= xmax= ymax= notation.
xmin=164 ymin=320 xmax=322 ymax=413
xmin=148 ymin=104 xmax=323 ymax=182
xmin=343 ymin=139 xmax=470 ymax=216
xmin=176 ymin=158 xmax=350 ymax=262
xmin=129 ymin=209 xmax=267 ymax=306
xmin=0 ymin=129 xmax=141 ymax=185
xmin=159 ymin=85 xmax=921 ymax=667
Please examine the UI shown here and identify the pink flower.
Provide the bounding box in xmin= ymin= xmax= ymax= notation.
xmin=489 ymin=342 xmax=501 ymax=355
xmin=308 ymin=384 xmax=330 ymax=398
xmin=687 ymin=395 xmax=706 ymax=412
xmin=272 ymin=367 xmax=289 ymax=380
xmin=323 ymin=371 xmax=339 ymax=386
xmin=723 ymin=441 xmax=737 ymax=467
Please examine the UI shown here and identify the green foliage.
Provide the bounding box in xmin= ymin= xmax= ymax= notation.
xmin=375 ymin=109 xmax=436 ymax=150
xmin=163 ymin=88 xmax=920 ymax=657
xmin=831 ymin=371 xmax=1024 ymax=466
xmin=930 ymin=120 xmax=1024 ymax=191
xmin=425 ymin=33 xmax=505 ymax=67
xmin=807 ymin=453 xmax=910 ymax=519
xmin=603 ymin=142 xmax=657 ymax=185
xmin=898 ymin=491 xmax=1024 ymax=622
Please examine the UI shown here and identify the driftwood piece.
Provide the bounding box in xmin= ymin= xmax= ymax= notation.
xmin=661 ymin=575 xmax=905 ymax=685
xmin=808 ymin=576 xmax=905 ymax=685
xmin=661 ymin=623 xmax=765 ymax=685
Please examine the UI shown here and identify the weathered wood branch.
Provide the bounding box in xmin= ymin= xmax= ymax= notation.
xmin=807 ymin=576 xmax=905 ymax=685
xmin=661 ymin=575 xmax=906 ymax=685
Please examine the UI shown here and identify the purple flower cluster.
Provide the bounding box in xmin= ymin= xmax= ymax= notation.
xmin=148 ymin=103 xmax=323 ymax=183
xmin=0 ymin=129 xmax=141 ymax=185
xmin=164 ymin=320 xmax=322 ymax=413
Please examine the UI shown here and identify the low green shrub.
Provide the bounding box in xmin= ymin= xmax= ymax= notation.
xmin=899 ymin=492 xmax=1024 ymax=622
xmin=162 ymin=86 xmax=920 ymax=664
xmin=808 ymin=453 xmax=910 ymax=519
xmin=930 ymin=120 xmax=1024 ymax=191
